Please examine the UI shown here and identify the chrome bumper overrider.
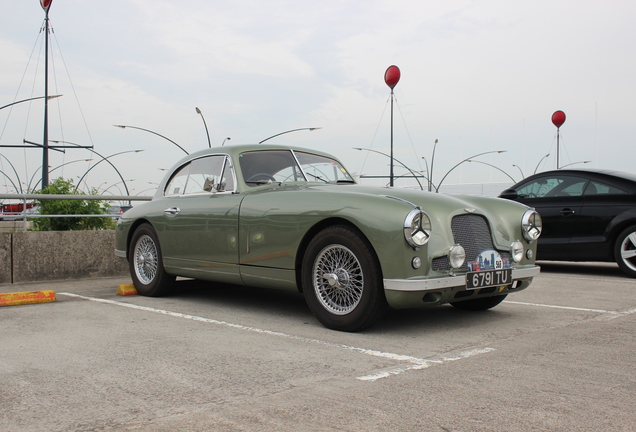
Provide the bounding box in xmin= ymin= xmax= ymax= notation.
xmin=384 ymin=266 xmax=541 ymax=292
xmin=115 ymin=249 xmax=126 ymax=258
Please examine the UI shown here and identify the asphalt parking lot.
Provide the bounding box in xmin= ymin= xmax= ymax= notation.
xmin=2 ymin=261 xmax=635 ymax=432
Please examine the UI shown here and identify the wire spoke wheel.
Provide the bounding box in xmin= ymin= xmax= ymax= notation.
xmin=128 ymin=224 xmax=175 ymax=296
xmin=313 ymin=245 xmax=364 ymax=315
xmin=302 ymin=225 xmax=387 ymax=331
xmin=133 ymin=234 xmax=158 ymax=285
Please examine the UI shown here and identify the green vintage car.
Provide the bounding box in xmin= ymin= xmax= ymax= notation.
xmin=115 ymin=144 xmax=542 ymax=331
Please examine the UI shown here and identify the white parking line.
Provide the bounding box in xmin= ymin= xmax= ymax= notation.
xmin=58 ymin=292 xmax=495 ymax=381
xmin=504 ymin=300 xmax=636 ymax=321
xmin=503 ymin=300 xmax=619 ymax=314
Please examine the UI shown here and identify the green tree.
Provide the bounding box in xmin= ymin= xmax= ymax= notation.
xmin=33 ymin=177 xmax=116 ymax=231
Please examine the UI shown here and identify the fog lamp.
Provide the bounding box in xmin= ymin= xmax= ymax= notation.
xmin=448 ymin=245 xmax=466 ymax=269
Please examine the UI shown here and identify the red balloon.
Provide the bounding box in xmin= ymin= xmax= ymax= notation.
xmin=40 ymin=0 xmax=53 ymax=12
xmin=384 ymin=65 xmax=401 ymax=89
xmin=552 ymin=110 xmax=566 ymax=128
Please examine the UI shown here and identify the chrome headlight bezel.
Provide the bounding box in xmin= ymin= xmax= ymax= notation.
xmin=521 ymin=209 xmax=542 ymax=243
xmin=404 ymin=209 xmax=432 ymax=248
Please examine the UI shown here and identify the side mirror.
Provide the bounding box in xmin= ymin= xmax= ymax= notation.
xmin=499 ymin=189 xmax=519 ymax=200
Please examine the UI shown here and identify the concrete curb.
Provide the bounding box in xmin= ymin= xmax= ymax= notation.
xmin=0 ymin=290 xmax=57 ymax=307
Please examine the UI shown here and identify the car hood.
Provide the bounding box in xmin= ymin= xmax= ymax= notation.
xmin=306 ymin=183 xmax=525 ymax=214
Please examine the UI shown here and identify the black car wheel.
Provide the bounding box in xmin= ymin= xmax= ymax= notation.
xmin=129 ymin=223 xmax=175 ymax=296
xmin=450 ymin=294 xmax=507 ymax=311
xmin=614 ymin=225 xmax=636 ymax=278
xmin=302 ymin=225 xmax=387 ymax=332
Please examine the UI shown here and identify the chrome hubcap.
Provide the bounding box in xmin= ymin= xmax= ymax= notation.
xmin=313 ymin=245 xmax=363 ymax=315
xmin=134 ymin=235 xmax=158 ymax=285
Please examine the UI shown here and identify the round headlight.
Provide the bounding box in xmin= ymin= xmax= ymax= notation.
xmin=448 ymin=244 xmax=466 ymax=269
xmin=521 ymin=209 xmax=542 ymax=243
xmin=404 ymin=209 xmax=432 ymax=248
xmin=510 ymin=240 xmax=524 ymax=263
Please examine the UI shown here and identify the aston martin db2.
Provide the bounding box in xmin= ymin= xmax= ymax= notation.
xmin=115 ymin=144 xmax=542 ymax=331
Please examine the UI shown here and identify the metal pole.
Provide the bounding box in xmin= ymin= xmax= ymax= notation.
xmin=556 ymin=127 xmax=560 ymax=169
xmin=42 ymin=11 xmax=50 ymax=189
xmin=389 ymin=89 xmax=394 ymax=187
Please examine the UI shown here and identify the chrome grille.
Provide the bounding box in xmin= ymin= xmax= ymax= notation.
xmin=432 ymin=214 xmax=509 ymax=271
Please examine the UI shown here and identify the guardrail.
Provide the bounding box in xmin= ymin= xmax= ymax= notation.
xmin=0 ymin=193 xmax=154 ymax=231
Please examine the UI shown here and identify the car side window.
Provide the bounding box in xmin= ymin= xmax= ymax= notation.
xmin=583 ymin=181 xmax=627 ymax=196
xmin=165 ymin=164 xmax=190 ymax=196
xmin=516 ymin=175 xmax=588 ymax=198
xmin=295 ymin=152 xmax=354 ymax=183
xmin=165 ymin=155 xmax=234 ymax=196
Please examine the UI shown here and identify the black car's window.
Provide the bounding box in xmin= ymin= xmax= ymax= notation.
xmin=165 ymin=155 xmax=234 ymax=196
xmin=583 ymin=181 xmax=627 ymax=196
xmin=515 ymin=175 xmax=588 ymax=198
xmin=295 ymin=152 xmax=354 ymax=183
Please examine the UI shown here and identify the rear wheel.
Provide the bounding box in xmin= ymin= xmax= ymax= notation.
xmin=129 ymin=224 xmax=175 ymax=296
xmin=614 ymin=225 xmax=636 ymax=278
xmin=450 ymin=294 xmax=507 ymax=311
xmin=302 ymin=225 xmax=387 ymax=331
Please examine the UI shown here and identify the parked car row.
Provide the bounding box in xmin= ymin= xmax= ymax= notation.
xmin=500 ymin=169 xmax=636 ymax=278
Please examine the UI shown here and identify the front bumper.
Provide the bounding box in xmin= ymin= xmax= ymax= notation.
xmin=383 ymin=266 xmax=540 ymax=292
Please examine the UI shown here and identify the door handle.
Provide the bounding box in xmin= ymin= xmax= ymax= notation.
xmin=560 ymin=208 xmax=575 ymax=216
xmin=164 ymin=207 xmax=181 ymax=215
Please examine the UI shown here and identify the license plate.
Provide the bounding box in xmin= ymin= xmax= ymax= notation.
xmin=466 ymin=268 xmax=512 ymax=289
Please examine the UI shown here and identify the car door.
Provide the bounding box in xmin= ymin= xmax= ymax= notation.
xmin=160 ymin=154 xmax=242 ymax=282
xmin=509 ymin=174 xmax=587 ymax=259
xmin=576 ymin=180 xmax=633 ymax=259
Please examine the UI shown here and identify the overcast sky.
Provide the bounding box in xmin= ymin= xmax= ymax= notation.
xmin=1 ymin=0 xmax=635 ymax=196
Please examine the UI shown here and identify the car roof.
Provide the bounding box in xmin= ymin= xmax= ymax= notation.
xmin=515 ymin=168 xmax=636 ymax=185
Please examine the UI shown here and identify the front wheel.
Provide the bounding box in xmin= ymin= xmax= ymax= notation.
xmin=614 ymin=225 xmax=636 ymax=278
xmin=301 ymin=225 xmax=387 ymax=332
xmin=450 ymin=294 xmax=507 ymax=311
xmin=129 ymin=223 xmax=175 ymax=296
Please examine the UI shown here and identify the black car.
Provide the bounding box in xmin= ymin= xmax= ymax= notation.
xmin=500 ymin=169 xmax=636 ymax=277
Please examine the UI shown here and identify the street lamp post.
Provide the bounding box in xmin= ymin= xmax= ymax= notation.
xmin=74 ymin=149 xmax=144 ymax=195
xmin=435 ymin=150 xmax=507 ymax=193
xmin=512 ymin=164 xmax=525 ymax=179
xmin=258 ymin=127 xmax=322 ymax=144
xmin=195 ymin=107 xmax=211 ymax=148
xmin=222 ymin=137 xmax=231 ymax=146
xmin=559 ymin=161 xmax=591 ymax=169
xmin=28 ymin=158 xmax=91 ymax=191
xmin=533 ymin=154 xmax=550 ymax=174
xmin=354 ymin=147 xmax=426 ymax=190
xmin=49 ymin=141 xmax=137 ymax=197
xmin=113 ymin=125 xmax=189 ymax=155
xmin=0 ymin=94 xmax=62 ymax=112
xmin=0 ymin=155 xmax=23 ymax=194
xmin=466 ymin=160 xmax=517 ymax=183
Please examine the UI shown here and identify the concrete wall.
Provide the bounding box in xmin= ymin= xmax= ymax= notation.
xmin=0 ymin=230 xmax=128 ymax=284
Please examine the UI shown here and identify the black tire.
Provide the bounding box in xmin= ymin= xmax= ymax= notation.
xmin=450 ymin=294 xmax=507 ymax=311
xmin=614 ymin=225 xmax=636 ymax=278
xmin=129 ymin=224 xmax=175 ymax=296
xmin=301 ymin=225 xmax=388 ymax=332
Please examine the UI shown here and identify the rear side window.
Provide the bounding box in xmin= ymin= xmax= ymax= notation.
xmin=516 ymin=175 xmax=588 ymax=198
xmin=165 ymin=155 xmax=234 ymax=196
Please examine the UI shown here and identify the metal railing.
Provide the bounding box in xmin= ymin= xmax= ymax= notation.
xmin=0 ymin=193 xmax=154 ymax=231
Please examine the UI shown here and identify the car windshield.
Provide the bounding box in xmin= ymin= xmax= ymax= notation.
xmin=239 ymin=150 xmax=353 ymax=186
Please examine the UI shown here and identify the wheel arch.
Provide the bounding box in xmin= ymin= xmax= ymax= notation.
xmin=607 ymin=215 xmax=636 ymax=261
xmin=125 ymin=218 xmax=155 ymax=261
xmin=294 ymin=217 xmax=382 ymax=293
